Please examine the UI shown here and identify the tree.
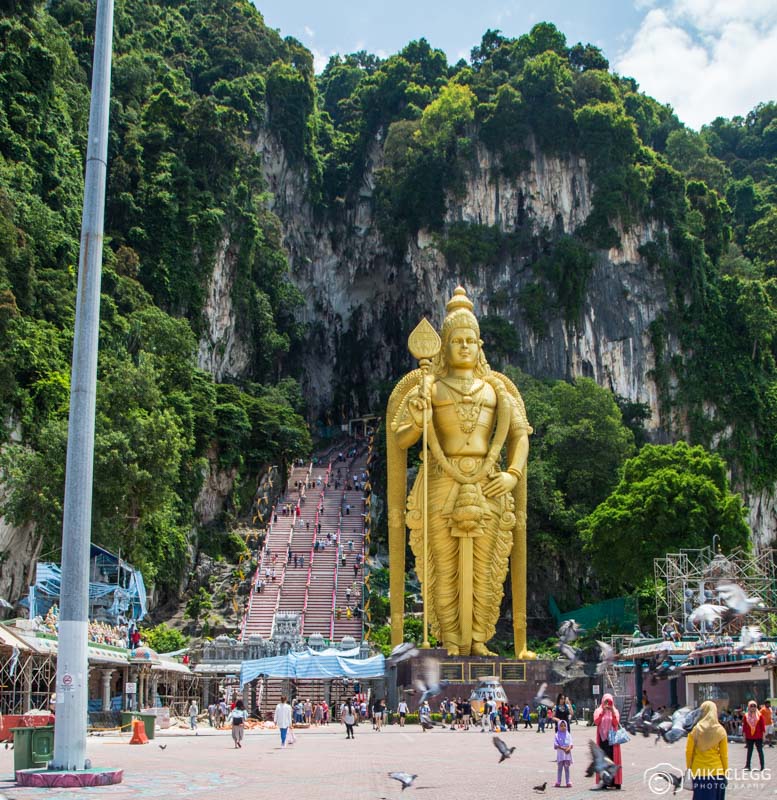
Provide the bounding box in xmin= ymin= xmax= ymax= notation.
xmin=580 ymin=442 xmax=749 ymax=591
xmin=546 ymin=378 xmax=635 ymax=514
xmin=745 ymin=206 xmax=777 ymax=277
xmin=185 ymin=587 xmax=213 ymax=624
xmin=141 ymin=623 xmax=188 ymax=653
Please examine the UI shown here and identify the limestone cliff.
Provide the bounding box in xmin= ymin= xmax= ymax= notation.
xmin=248 ymin=133 xmax=669 ymax=433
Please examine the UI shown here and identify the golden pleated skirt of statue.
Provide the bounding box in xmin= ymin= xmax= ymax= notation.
xmin=406 ymin=455 xmax=514 ymax=655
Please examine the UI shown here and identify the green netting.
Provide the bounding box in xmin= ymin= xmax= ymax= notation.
xmin=549 ymin=596 xmax=637 ymax=632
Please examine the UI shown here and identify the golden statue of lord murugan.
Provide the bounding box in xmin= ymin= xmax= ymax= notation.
xmin=387 ymin=287 xmax=535 ymax=658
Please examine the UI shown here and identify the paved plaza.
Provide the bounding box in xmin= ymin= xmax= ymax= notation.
xmin=0 ymin=722 xmax=773 ymax=800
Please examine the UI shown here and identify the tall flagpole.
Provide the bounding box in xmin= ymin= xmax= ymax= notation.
xmin=52 ymin=0 xmax=114 ymax=770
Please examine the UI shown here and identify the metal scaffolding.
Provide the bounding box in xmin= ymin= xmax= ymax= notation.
xmin=654 ymin=547 xmax=777 ymax=637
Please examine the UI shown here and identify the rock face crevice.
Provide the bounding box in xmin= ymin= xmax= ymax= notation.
xmin=197 ymin=236 xmax=252 ymax=382
xmin=0 ymin=480 xmax=41 ymax=614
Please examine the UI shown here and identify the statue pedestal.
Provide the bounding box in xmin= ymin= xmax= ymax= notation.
xmin=399 ymin=650 xmax=592 ymax=708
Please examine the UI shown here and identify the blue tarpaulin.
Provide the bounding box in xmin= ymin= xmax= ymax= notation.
xmin=240 ymin=652 xmax=385 ymax=685
xmin=26 ymin=544 xmax=147 ymax=623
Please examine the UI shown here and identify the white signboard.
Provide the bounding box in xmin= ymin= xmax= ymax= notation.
xmin=592 ymin=685 xmax=600 ymax=695
xmin=125 ymin=682 xmax=137 ymax=694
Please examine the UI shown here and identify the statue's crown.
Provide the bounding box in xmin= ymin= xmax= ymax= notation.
xmin=446 ymin=286 xmax=474 ymax=314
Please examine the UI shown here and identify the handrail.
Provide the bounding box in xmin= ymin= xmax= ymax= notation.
xmin=239 ymin=506 xmax=275 ymax=639
xmin=330 ymin=508 xmax=343 ymax=640
xmin=270 ymin=519 xmax=295 ymax=637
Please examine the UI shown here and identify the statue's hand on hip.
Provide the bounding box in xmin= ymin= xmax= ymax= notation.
xmin=483 ymin=471 xmax=517 ymax=498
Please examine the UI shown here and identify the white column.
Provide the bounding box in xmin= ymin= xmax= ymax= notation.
xmin=101 ymin=669 xmax=114 ymax=711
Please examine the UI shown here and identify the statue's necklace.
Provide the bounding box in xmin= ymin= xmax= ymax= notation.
xmin=443 ymin=378 xmax=485 ymax=434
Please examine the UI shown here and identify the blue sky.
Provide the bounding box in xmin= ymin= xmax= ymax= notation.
xmin=253 ymin=0 xmax=777 ymax=130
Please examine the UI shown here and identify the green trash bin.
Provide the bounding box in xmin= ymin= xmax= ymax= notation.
xmin=138 ymin=713 xmax=156 ymax=740
xmin=30 ymin=726 xmax=54 ymax=764
xmin=120 ymin=711 xmax=139 ymax=733
xmin=11 ymin=726 xmax=54 ymax=774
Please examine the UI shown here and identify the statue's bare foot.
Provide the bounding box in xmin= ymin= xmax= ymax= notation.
xmin=471 ymin=642 xmax=496 ymax=656
xmin=516 ymin=649 xmax=537 ymax=660
xmin=446 ymin=644 xmax=460 ymax=656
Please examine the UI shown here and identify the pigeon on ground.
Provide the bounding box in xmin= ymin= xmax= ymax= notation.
xmin=717 ymin=583 xmax=764 ymax=615
xmin=657 ymin=706 xmax=703 ymax=744
xmin=557 ymin=619 xmax=582 ymax=643
xmin=414 ymin=657 xmax=449 ymax=704
xmin=388 ymin=642 xmax=419 ymax=666
xmin=532 ymin=682 xmax=554 ymax=708
xmin=688 ymin=604 xmax=727 ymax=626
xmin=585 ymin=741 xmax=620 ymax=788
xmin=625 ymin=706 xmax=665 ymax=738
xmin=388 ymin=772 xmax=418 ymax=791
xmin=734 ymin=625 xmax=763 ymax=651
xmin=492 ymin=736 xmax=515 ymax=763
xmin=158 ymin=744 xmax=167 ymax=750
xmin=657 ymin=769 xmax=683 ymax=794
xmin=595 ymin=640 xmax=616 ymax=674
xmin=532 ymin=781 xmax=547 ymax=792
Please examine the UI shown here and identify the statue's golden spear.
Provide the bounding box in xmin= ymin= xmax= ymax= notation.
xmin=408 ymin=318 xmax=441 ymax=649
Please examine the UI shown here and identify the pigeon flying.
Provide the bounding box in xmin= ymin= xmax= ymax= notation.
xmin=585 ymin=741 xmax=620 ymax=788
xmin=532 ymin=682 xmax=554 ymax=708
xmin=595 ymin=640 xmax=615 ymax=674
xmin=414 ymin=657 xmax=449 ymax=704
xmin=388 ymin=642 xmax=419 ymax=665
xmin=717 ymin=583 xmax=764 ymax=615
xmin=388 ymin=772 xmax=418 ymax=791
xmin=492 ymin=736 xmax=516 ymax=763
xmin=557 ymin=619 xmax=582 ymax=643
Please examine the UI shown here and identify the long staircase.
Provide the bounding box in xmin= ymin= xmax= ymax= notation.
xmin=241 ymin=444 xmax=369 ymax=646
xmin=242 ymin=462 xmax=310 ymax=638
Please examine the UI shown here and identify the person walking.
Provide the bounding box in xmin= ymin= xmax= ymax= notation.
xmin=554 ymin=693 xmax=572 ymax=731
xmin=522 ymin=702 xmax=533 ymax=729
xmin=554 ymin=719 xmax=574 ymax=788
xmin=341 ymin=698 xmax=356 ymax=739
xmin=761 ymin=700 xmax=774 ymax=747
xmin=686 ymin=700 xmax=728 ymax=799
xmin=397 ymin=699 xmax=409 ymax=727
xmin=373 ymin=697 xmax=384 ymax=731
xmin=593 ymin=693 xmax=623 ymax=790
xmin=744 ymin=699 xmax=766 ymax=771
xmin=274 ymin=695 xmax=293 ymax=748
xmin=537 ymin=703 xmax=548 ymax=733
xmin=188 ymin=699 xmax=199 ymax=732
xmin=227 ymin=699 xmax=247 ymax=748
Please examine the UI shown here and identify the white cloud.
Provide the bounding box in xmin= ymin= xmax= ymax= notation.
xmin=304 ymin=25 xmax=315 ymax=39
xmin=615 ymin=2 xmax=777 ymax=129
xmin=309 ymin=46 xmax=331 ymax=74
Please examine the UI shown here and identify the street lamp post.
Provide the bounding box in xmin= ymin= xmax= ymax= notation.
xmin=51 ymin=0 xmax=114 ymax=771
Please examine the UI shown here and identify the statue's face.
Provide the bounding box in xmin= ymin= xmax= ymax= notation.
xmin=446 ymin=326 xmax=479 ymax=369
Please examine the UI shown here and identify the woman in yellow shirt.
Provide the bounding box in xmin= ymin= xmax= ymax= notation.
xmin=686 ymin=701 xmax=728 ymax=799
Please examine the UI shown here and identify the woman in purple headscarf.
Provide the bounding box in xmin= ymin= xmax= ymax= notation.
xmin=554 ymin=719 xmax=574 ymax=787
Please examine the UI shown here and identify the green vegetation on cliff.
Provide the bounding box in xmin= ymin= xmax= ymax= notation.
xmin=0 ymin=0 xmax=311 ymax=595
